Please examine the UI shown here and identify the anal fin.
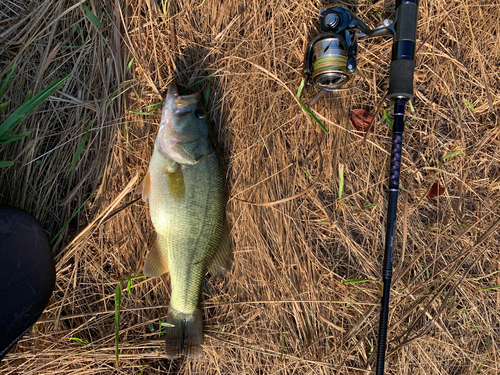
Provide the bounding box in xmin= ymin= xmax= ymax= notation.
xmin=207 ymin=222 xmax=232 ymax=277
xmin=143 ymin=236 xmax=169 ymax=277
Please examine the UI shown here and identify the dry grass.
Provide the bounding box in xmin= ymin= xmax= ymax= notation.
xmin=1 ymin=0 xmax=500 ymax=373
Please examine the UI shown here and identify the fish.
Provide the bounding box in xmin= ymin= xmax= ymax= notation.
xmin=139 ymin=82 xmax=232 ymax=358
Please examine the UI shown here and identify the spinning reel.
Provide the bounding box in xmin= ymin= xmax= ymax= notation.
xmin=304 ymin=6 xmax=397 ymax=92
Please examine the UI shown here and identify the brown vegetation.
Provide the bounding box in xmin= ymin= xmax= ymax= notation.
xmin=1 ymin=0 xmax=499 ymax=373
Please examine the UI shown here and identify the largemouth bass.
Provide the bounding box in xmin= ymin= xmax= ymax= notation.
xmin=140 ymin=83 xmax=231 ymax=358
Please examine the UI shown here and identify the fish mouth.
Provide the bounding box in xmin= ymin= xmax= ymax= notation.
xmin=164 ymin=83 xmax=201 ymax=117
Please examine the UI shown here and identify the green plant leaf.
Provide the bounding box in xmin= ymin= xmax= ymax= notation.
xmin=382 ymin=108 xmax=393 ymax=130
xmin=25 ymin=90 xmax=32 ymax=103
xmin=178 ymin=71 xmax=220 ymax=95
xmin=127 ymin=277 xmax=132 ymax=298
xmin=0 ymin=161 xmax=13 ymax=168
xmin=480 ymin=285 xmax=500 ymax=291
xmin=300 ymin=166 xmax=315 ymax=182
xmin=342 ymin=278 xmax=370 ymax=284
xmin=281 ymin=333 xmax=285 ymax=360
xmin=298 ymin=99 xmax=328 ymax=134
xmin=84 ymin=2 xmax=101 ymax=30
xmin=0 ymin=60 xmax=16 ymax=99
xmin=442 ymin=149 xmax=462 ymax=161
xmin=338 ymin=163 xmax=344 ymax=199
xmin=463 ymin=97 xmax=475 ymax=111
xmin=205 ymin=85 xmax=210 ymax=107
xmin=126 ymin=58 xmax=134 ymax=75
xmin=409 ymin=100 xmax=415 ymax=113
xmin=115 ymin=283 xmax=122 ymax=365
xmin=0 ymin=131 xmax=31 ymax=144
xmin=68 ymin=121 xmax=92 ymax=175
xmin=0 ymin=74 xmax=71 ymax=139
xmin=297 ymin=77 xmax=305 ymax=99
xmin=0 ymin=101 xmax=11 ymax=111
xmin=128 ymin=101 xmax=164 ymax=115
xmin=70 ymin=337 xmax=89 ymax=345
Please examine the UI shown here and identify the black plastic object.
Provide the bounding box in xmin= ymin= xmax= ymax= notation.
xmin=0 ymin=206 xmax=55 ymax=361
xmin=388 ymin=59 xmax=415 ymax=99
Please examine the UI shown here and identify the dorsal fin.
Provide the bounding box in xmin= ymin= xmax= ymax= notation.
xmin=143 ymin=236 xmax=169 ymax=277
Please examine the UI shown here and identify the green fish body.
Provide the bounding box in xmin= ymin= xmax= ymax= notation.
xmin=141 ymin=83 xmax=231 ymax=358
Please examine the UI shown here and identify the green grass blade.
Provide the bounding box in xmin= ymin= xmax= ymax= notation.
xmin=118 ymin=274 xmax=144 ymax=282
xmin=300 ymin=166 xmax=315 ymax=182
xmin=0 ymin=74 xmax=71 ymax=139
xmin=338 ymin=163 xmax=344 ymax=199
xmin=463 ymin=97 xmax=475 ymax=111
xmin=0 ymin=161 xmax=13 ymax=168
xmin=409 ymin=99 xmax=415 ymax=113
xmin=178 ymin=71 xmax=220 ymax=95
xmin=70 ymin=337 xmax=89 ymax=345
xmin=205 ymin=85 xmax=210 ymax=107
xmin=442 ymin=149 xmax=462 ymax=161
xmin=0 ymin=101 xmax=11 ymax=111
xmin=281 ymin=333 xmax=285 ymax=360
xmin=115 ymin=283 xmax=122 ymax=365
xmin=50 ymin=189 xmax=97 ymax=244
xmin=0 ymin=60 xmax=16 ymax=99
xmin=191 ymin=71 xmax=219 ymax=88
xmin=298 ymin=99 xmax=328 ymax=134
xmin=341 ymin=278 xmax=370 ymax=284
xmin=382 ymin=108 xmax=393 ymax=130
xmin=84 ymin=2 xmax=101 ymax=30
xmin=126 ymin=58 xmax=134 ymax=75
xmin=0 ymin=131 xmax=32 ymax=144
xmin=68 ymin=121 xmax=92 ymax=175
xmin=127 ymin=278 xmax=131 ymax=298
xmin=297 ymin=77 xmax=305 ymax=99
xmin=480 ymin=285 xmax=500 ymax=291
xmin=128 ymin=101 xmax=163 ymax=115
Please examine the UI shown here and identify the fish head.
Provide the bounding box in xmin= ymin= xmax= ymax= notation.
xmin=156 ymin=83 xmax=209 ymax=164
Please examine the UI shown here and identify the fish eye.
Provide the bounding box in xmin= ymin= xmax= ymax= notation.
xmin=194 ymin=109 xmax=206 ymax=119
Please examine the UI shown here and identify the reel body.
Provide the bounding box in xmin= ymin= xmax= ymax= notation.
xmin=304 ymin=6 xmax=394 ymax=91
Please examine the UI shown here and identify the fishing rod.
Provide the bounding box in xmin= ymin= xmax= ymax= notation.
xmin=303 ymin=2 xmax=418 ymax=373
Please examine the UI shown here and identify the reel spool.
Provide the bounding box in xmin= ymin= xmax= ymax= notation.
xmin=310 ymin=36 xmax=351 ymax=90
xmin=304 ymin=6 xmax=394 ymax=91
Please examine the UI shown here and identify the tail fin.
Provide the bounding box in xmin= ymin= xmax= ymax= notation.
xmin=164 ymin=305 xmax=204 ymax=359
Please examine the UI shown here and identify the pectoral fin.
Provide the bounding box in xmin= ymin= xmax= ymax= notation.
xmin=135 ymin=170 xmax=151 ymax=202
xmin=207 ymin=223 xmax=232 ymax=277
xmin=143 ymin=237 xmax=169 ymax=277
xmin=167 ymin=166 xmax=185 ymax=200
